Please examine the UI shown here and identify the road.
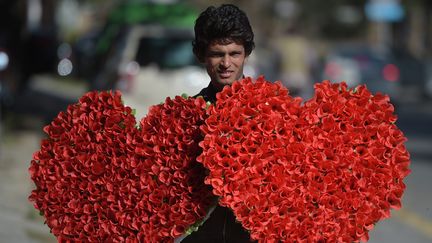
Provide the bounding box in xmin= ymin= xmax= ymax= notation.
xmin=0 ymin=77 xmax=431 ymax=242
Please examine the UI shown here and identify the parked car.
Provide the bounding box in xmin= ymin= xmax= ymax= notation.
xmin=88 ymin=23 xmax=209 ymax=118
xmin=320 ymin=43 xmax=427 ymax=103
xmin=0 ymin=45 xmax=13 ymax=115
xmin=391 ymin=47 xmax=428 ymax=101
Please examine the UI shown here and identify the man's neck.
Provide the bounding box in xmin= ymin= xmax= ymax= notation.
xmin=210 ymin=81 xmax=224 ymax=93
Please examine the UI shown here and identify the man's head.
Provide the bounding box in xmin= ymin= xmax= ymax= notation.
xmin=193 ymin=4 xmax=255 ymax=90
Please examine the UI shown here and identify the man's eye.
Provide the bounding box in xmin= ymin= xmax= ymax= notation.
xmin=208 ymin=52 xmax=223 ymax=57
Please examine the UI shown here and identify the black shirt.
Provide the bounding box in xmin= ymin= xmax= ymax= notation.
xmin=193 ymin=81 xmax=219 ymax=104
xmin=182 ymin=82 xmax=255 ymax=243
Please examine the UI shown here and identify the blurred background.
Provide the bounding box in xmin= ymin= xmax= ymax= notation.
xmin=0 ymin=0 xmax=431 ymax=242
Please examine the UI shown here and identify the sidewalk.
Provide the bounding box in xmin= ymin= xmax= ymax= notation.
xmin=0 ymin=127 xmax=56 ymax=242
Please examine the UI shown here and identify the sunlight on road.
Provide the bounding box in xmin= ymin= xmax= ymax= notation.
xmin=394 ymin=208 xmax=432 ymax=240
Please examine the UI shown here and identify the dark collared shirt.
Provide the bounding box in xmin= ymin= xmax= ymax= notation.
xmin=193 ymin=81 xmax=219 ymax=103
xmin=182 ymin=82 xmax=255 ymax=243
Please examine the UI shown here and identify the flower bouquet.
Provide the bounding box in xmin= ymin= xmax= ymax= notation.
xmin=29 ymin=91 xmax=214 ymax=242
xmin=29 ymin=76 xmax=410 ymax=242
xmin=198 ymin=77 xmax=411 ymax=242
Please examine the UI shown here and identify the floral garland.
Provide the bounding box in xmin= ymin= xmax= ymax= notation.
xmin=29 ymin=91 xmax=214 ymax=242
xmin=198 ymin=77 xmax=411 ymax=242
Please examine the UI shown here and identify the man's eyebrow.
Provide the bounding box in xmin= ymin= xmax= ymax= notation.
xmin=207 ymin=50 xmax=225 ymax=55
xmin=208 ymin=49 xmax=224 ymax=53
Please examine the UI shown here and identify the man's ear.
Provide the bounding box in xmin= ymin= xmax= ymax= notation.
xmin=193 ymin=48 xmax=205 ymax=63
xmin=195 ymin=55 xmax=205 ymax=64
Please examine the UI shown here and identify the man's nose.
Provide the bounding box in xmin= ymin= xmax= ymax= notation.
xmin=221 ymin=56 xmax=231 ymax=68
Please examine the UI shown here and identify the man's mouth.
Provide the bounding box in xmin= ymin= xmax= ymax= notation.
xmin=219 ymin=71 xmax=232 ymax=79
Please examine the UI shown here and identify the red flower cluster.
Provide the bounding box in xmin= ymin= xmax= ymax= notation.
xmin=136 ymin=95 xmax=215 ymax=241
xmin=29 ymin=91 xmax=214 ymax=242
xmin=198 ymin=78 xmax=410 ymax=242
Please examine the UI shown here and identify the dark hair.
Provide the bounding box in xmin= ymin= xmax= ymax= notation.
xmin=193 ymin=4 xmax=255 ymax=62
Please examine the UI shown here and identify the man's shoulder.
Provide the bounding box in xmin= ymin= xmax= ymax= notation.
xmin=193 ymin=87 xmax=208 ymax=99
xmin=193 ymin=83 xmax=217 ymax=103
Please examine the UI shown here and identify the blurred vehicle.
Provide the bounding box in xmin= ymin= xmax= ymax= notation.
xmin=70 ymin=1 xmax=210 ymax=117
xmin=91 ymin=24 xmax=207 ymax=92
xmin=320 ymin=43 xmax=427 ymax=103
xmin=0 ymin=1 xmax=82 ymax=125
xmin=71 ymin=2 xmax=202 ymax=88
xmin=1 ymin=28 xmax=68 ymax=118
xmin=98 ymin=24 xmax=209 ymax=93
xmin=391 ymin=47 xmax=428 ymax=101
xmin=0 ymin=45 xmax=13 ymax=115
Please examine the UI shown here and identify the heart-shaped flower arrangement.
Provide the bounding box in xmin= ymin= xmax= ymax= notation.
xmin=198 ymin=77 xmax=411 ymax=242
xmin=29 ymin=91 xmax=215 ymax=242
xmin=29 ymin=77 xmax=410 ymax=242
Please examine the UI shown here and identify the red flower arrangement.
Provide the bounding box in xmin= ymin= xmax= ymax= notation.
xmin=198 ymin=77 xmax=411 ymax=242
xmin=29 ymin=91 xmax=214 ymax=242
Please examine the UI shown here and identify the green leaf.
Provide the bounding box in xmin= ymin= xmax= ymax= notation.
xmin=205 ymin=101 xmax=212 ymax=109
xmin=185 ymin=200 xmax=218 ymax=235
xmin=119 ymin=121 xmax=125 ymax=129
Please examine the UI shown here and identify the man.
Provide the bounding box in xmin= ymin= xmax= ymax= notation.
xmin=193 ymin=3 xmax=255 ymax=104
xmin=183 ymin=4 xmax=256 ymax=243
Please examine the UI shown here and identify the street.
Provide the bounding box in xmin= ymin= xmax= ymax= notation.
xmin=0 ymin=79 xmax=431 ymax=242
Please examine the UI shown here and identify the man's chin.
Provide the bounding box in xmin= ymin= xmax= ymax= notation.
xmin=216 ymin=78 xmax=234 ymax=86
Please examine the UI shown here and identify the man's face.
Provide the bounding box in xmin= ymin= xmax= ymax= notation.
xmin=203 ymin=41 xmax=248 ymax=90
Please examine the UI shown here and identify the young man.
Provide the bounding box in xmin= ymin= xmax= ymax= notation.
xmin=183 ymin=4 xmax=256 ymax=243
xmin=193 ymin=3 xmax=255 ymax=104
